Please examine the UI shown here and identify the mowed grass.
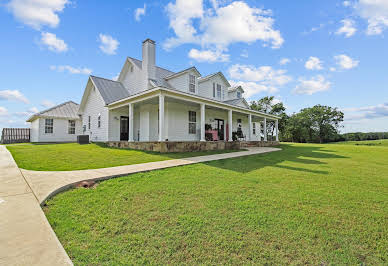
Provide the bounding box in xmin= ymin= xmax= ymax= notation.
xmin=44 ymin=143 xmax=388 ymax=265
xmin=6 ymin=143 xmax=236 ymax=171
xmin=335 ymin=139 xmax=388 ymax=147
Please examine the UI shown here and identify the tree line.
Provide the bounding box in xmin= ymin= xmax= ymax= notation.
xmin=250 ymin=96 xmax=386 ymax=143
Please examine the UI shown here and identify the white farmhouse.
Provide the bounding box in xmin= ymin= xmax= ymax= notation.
xmin=28 ymin=39 xmax=279 ymax=152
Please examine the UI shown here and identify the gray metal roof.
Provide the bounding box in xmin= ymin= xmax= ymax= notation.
xmin=223 ymin=98 xmax=250 ymax=109
xmin=27 ymin=101 xmax=80 ymax=122
xmin=90 ymin=76 xmax=131 ymax=105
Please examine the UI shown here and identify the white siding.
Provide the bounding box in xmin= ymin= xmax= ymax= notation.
xmin=198 ymin=75 xmax=228 ymax=101
xmin=167 ymin=70 xmax=199 ymax=95
xmin=165 ymin=101 xmax=200 ymax=141
xmin=30 ymin=119 xmax=39 ymax=142
xmin=33 ymin=117 xmax=81 ymax=142
xmin=81 ymin=85 xmax=109 ymax=142
xmin=121 ymin=62 xmax=144 ymax=95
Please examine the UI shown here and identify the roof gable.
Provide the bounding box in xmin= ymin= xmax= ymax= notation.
xmin=27 ymin=101 xmax=80 ymax=122
xmin=198 ymin=72 xmax=231 ymax=87
xmin=90 ymin=76 xmax=130 ymax=105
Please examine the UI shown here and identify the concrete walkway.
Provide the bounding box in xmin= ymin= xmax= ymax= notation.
xmin=1 ymin=145 xmax=280 ymax=265
xmin=0 ymin=145 xmax=72 ymax=266
xmin=22 ymin=147 xmax=281 ymax=205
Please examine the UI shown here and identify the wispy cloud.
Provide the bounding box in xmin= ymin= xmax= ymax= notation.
xmin=40 ymin=32 xmax=68 ymax=52
xmin=0 ymin=89 xmax=29 ymax=103
xmin=293 ymin=75 xmax=331 ymax=95
xmin=50 ymin=65 xmax=92 ymax=75
xmin=134 ymin=4 xmax=146 ymax=21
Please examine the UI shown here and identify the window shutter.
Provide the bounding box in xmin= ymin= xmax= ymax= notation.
xmin=213 ymin=83 xmax=215 ymax=97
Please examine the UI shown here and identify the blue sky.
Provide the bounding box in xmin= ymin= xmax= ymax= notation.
xmin=0 ymin=0 xmax=387 ymax=134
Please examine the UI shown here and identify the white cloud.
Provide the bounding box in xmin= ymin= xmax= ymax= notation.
xmin=164 ymin=0 xmax=283 ymax=50
xmin=50 ymin=65 xmax=92 ymax=75
xmin=7 ymin=0 xmax=69 ymax=30
xmin=13 ymin=106 xmax=39 ymax=117
xmin=305 ymin=56 xmax=323 ymax=70
xmin=98 ymin=34 xmax=119 ymax=55
xmin=334 ymin=54 xmax=359 ymax=69
xmin=0 ymin=90 xmax=29 ymax=103
xmin=228 ymin=64 xmax=292 ymax=98
xmin=336 ymin=19 xmax=357 ymax=37
xmin=344 ymin=103 xmax=388 ymax=120
xmin=134 ymin=4 xmax=146 ymax=21
xmin=330 ymin=67 xmax=337 ymax=72
xmin=41 ymin=100 xmax=55 ymax=108
xmin=40 ymin=32 xmax=68 ymax=52
xmin=279 ymin=58 xmax=290 ymax=65
xmin=343 ymin=1 xmax=351 ymax=7
xmin=188 ymin=48 xmax=229 ymax=62
xmin=293 ymin=75 xmax=331 ymax=95
xmin=0 ymin=107 xmax=8 ymax=116
xmin=240 ymin=49 xmax=248 ymax=58
xmin=355 ymin=0 xmax=388 ymax=35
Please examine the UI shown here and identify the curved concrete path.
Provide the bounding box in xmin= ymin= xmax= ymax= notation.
xmin=22 ymin=147 xmax=281 ymax=205
xmin=1 ymin=145 xmax=280 ymax=265
xmin=0 ymin=145 xmax=72 ymax=266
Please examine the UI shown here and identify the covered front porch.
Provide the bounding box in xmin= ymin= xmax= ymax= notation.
xmin=106 ymin=89 xmax=279 ymax=152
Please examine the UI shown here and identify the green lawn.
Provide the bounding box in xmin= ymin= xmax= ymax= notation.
xmin=334 ymin=139 xmax=388 ymax=147
xmin=44 ymin=143 xmax=387 ymax=265
xmin=6 ymin=143 xmax=236 ymax=171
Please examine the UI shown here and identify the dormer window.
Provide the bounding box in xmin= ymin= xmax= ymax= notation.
xmin=237 ymin=91 xmax=241 ymax=99
xmin=189 ymin=74 xmax=196 ymax=93
xmin=217 ymin=84 xmax=221 ymax=99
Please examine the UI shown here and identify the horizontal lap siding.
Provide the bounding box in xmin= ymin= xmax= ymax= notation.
xmin=36 ymin=118 xmax=81 ymax=142
xmin=166 ymin=101 xmax=200 ymax=141
xmin=82 ymin=86 xmax=109 ymax=142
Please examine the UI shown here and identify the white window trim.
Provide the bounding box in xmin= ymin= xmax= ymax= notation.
xmin=68 ymin=120 xmax=76 ymax=135
xmin=189 ymin=74 xmax=196 ymax=93
xmin=188 ymin=110 xmax=196 ymax=134
xmin=44 ymin=118 xmax=53 ymax=134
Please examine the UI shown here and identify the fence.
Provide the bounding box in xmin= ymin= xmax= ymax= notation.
xmin=1 ymin=128 xmax=30 ymax=144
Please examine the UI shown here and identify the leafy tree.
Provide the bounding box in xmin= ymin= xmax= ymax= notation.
xmin=250 ymin=96 xmax=286 ymax=140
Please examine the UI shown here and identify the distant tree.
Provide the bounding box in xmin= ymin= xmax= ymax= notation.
xmin=250 ymin=96 xmax=286 ymax=140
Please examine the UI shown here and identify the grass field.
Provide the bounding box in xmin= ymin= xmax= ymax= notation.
xmin=334 ymin=139 xmax=388 ymax=146
xmin=44 ymin=143 xmax=388 ymax=265
xmin=6 ymin=143 xmax=236 ymax=171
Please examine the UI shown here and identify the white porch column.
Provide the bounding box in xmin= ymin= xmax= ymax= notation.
xmin=275 ymin=119 xmax=279 ymax=141
xmin=263 ymin=117 xmax=267 ymax=141
xmin=248 ymin=114 xmax=252 ymax=141
xmin=200 ymin=103 xmax=205 ymax=142
xmin=159 ymin=94 xmax=165 ymax=141
xmin=258 ymin=121 xmax=261 ymax=141
xmin=228 ymin=109 xmax=233 ymax=142
xmin=128 ymin=103 xmax=134 ymax=142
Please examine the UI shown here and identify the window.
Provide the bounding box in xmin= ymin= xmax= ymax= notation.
xmin=217 ymin=84 xmax=221 ymax=99
xmin=253 ymin=122 xmax=256 ymax=135
xmin=68 ymin=120 xmax=75 ymax=134
xmin=83 ymin=125 xmax=86 ymax=133
xmin=237 ymin=91 xmax=241 ymax=99
xmin=88 ymin=116 xmax=91 ymax=129
xmin=98 ymin=114 xmax=101 ymax=128
xmin=213 ymin=83 xmax=216 ymax=97
xmin=45 ymin=119 xmax=53 ymax=134
xmin=189 ymin=74 xmax=196 ymax=93
xmin=188 ymin=111 xmax=196 ymax=134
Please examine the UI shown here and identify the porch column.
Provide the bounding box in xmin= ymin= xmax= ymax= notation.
xmin=258 ymin=120 xmax=261 ymax=141
xmin=128 ymin=103 xmax=134 ymax=142
xmin=248 ymin=114 xmax=252 ymax=141
xmin=275 ymin=119 xmax=279 ymax=141
xmin=159 ymin=94 xmax=165 ymax=141
xmin=228 ymin=109 xmax=233 ymax=142
xmin=263 ymin=117 xmax=267 ymax=141
xmin=200 ymin=103 xmax=205 ymax=142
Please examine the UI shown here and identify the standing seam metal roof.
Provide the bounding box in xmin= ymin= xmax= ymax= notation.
xmin=26 ymin=101 xmax=80 ymax=122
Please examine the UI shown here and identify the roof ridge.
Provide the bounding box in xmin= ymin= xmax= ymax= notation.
xmin=36 ymin=101 xmax=77 ymax=116
xmin=127 ymin=56 xmax=175 ymax=74
xmin=90 ymin=75 xmax=122 ymax=83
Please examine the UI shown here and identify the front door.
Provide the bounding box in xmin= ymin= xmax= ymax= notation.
xmin=215 ymin=119 xmax=224 ymax=141
xmin=120 ymin=116 xmax=129 ymax=141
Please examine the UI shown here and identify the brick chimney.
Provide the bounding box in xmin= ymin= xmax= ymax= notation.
xmin=142 ymin=39 xmax=156 ymax=86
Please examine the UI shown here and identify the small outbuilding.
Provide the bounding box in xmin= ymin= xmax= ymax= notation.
xmin=27 ymin=101 xmax=82 ymax=143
